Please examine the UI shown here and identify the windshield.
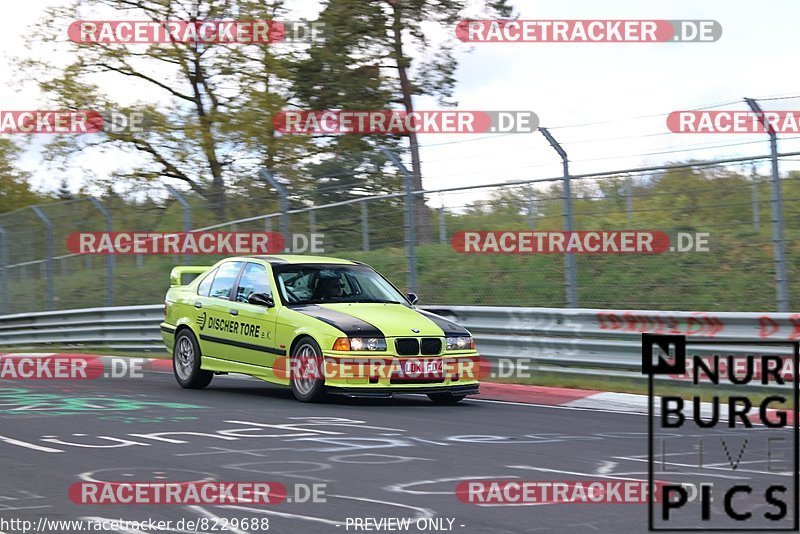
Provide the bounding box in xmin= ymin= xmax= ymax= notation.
xmin=272 ymin=264 xmax=408 ymax=306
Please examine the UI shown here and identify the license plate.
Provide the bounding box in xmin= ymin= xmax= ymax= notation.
xmin=402 ymin=360 xmax=442 ymax=375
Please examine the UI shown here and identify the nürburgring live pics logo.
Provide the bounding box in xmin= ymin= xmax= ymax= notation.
xmin=644 ymin=333 xmax=799 ymax=531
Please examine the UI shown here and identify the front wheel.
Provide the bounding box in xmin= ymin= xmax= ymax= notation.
xmin=173 ymin=330 xmax=213 ymax=389
xmin=290 ymin=337 xmax=326 ymax=402
xmin=427 ymin=393 xmax=466 ymax=404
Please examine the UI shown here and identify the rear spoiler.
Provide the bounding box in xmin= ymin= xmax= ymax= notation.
xmin=170 ymin=266 xmax=212 ymax=287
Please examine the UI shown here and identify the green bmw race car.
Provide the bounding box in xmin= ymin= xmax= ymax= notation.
xmin=161 ymin=255 xmax=480 ymax=403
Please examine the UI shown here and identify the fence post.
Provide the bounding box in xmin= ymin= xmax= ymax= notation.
xmin=381 ymin=148 xmax=417 ymax=293
xmin=361 ymin=200 xmax=370 ymax=252
xmin=0 ymin=226 xmax=7 ymax=314
xmin=259 ymin=169 xmax=289 ymax=251
xmin=751 ymin=162 xmax=761 ymax=232
xmin=527 ymin=187 xmax=536 ymax=229
xmin=164 ymin=185 xmax=192 ymax=264
xmin=30 ymin=206 xmax=54 ymax=310
xmin=625 ymin=175 xmax=633 ymax=223
xmin=540 ymin=127 xmax=577 ymax=307
xmin=438 ymin=206 xmax=446 ymax=244
xmin=89 ymin=198 xmax=115 ymax=307
xmin=746 ymin=98 xmax=789 ymax=311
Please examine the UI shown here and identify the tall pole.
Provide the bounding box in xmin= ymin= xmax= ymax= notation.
xmin=259 ymin=169 xmax=290 ymax=251
xmin=0 ymin=226 xmax=7 ymax=314
xmin=361 ymin=200 xmax=370 ymax=252
xmin=751 ymin=162 xmax=761 ymax=232
xmin=380 ymin=147 xmax=417 ymax=293
xmin=89 ymin=198 xmax=115 ymax=306
xmin=745 ymin=98 xmax=788 ymax=311
xmin=625 ymin=174 xmax=633 ymax=223
xmin=540 ymin=127 xmax=577 ymax=307
xmin=165 ymin=184 xmax=193 ymax=263
xmin=30 ymin=206 xmax=54 ymax=310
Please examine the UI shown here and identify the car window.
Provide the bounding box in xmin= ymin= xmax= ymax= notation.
xmin=197 ymin=267 xmax=218 ymax=297
xmin=274 ymin=264 xmax=407 ymax=305
xmin=208 ymin=261 xmax=243 ymax=300
xmin=235 ymin=263 xmax=271 ymax=303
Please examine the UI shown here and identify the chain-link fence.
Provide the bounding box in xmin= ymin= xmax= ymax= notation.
xmin=3 ymin=99 xmax=800 ymax=314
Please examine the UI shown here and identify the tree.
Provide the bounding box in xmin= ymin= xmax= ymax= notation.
xmin=295 ymin=0 xmax=514 ymax=241
xmin=0 ymin=139 xmax=42 ymax=214
xmin=26 ymin=0 xmax=305 ymax=223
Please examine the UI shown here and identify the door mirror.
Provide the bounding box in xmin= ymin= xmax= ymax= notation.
xmin=247 ymin=292 xmax=275 ymax=308
xmin=407 ymin=293 xmax=419 ymax=305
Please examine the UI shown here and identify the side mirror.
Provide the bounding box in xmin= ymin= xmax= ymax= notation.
xmin=247 ymin=292 xmax=275 ymax=308
xmin=407 ymin=293 xmax=419 ymax=305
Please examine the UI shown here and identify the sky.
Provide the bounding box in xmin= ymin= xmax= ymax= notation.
xmin=2 ymin=0 xmax=800 ymax=208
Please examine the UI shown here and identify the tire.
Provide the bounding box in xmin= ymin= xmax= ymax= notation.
xmin=290 ymin=336 xmax=326 ymax=402
xmin=173 ymin=329 xmax=213 ymax=389
xmin=427 ymin=393 xmax=467 ymax=404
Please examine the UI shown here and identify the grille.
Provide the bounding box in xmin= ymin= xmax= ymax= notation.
xmin=420 ymin=338 xmax=442 ymax=355
xmin=395 ymin=338 xmax=420 ymax=356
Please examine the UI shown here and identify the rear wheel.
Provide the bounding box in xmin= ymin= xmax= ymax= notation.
xmin=290 ymin=337 xmax=326 ymax=402
xmin=173 ymin=329 xmax=213 ymax=389
xmin=427 ymin=393 xmax=467 ymax=404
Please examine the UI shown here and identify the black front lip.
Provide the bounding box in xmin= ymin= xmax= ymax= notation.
xmin=325 ymin=384 xmax=479 ymax=399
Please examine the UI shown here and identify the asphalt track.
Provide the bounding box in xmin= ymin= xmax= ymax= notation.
xmin=0 ymin=362 xmax=795 ymax=534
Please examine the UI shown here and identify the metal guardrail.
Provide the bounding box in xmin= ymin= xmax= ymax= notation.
xmin=0 ymin=304 xmax=796 ymax=382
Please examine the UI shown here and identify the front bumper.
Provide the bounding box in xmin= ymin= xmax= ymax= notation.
xmin=326 ymin=383 xmax=480 ymax=399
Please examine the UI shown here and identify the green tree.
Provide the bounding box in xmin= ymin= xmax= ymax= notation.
xmin=294 ymin=0 xmax=515 ymax=241
xmin=0 ymin=139 xmax=41 ymax=214
xmin=26 ymin=0 xmax=304 ymax=223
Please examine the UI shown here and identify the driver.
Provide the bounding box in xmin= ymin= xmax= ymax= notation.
xmin=315 ymin=277 xmax=344 ymax=300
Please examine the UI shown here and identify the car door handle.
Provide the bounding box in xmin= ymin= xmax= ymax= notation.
xmin=229 ymin=309 xmax=239 ymax=316
xmin=194 ymin=302 xmax=203 ymax=309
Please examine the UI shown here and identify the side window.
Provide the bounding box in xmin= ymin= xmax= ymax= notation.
xmin=197 ymin=267 xmax=218 ymax=297
xmin=208 ymin=261 xmax=243 ymax=300
xmin=235 ymin=263 xmax=271 ymax=303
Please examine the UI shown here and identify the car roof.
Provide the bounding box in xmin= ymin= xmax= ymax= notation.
xmin=243 ymin=255 xmax=359 ymax=266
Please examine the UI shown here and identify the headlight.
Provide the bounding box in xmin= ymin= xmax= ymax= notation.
xmin=333 ymin=337 xmax=387 ymax=351
xmin=446 ymin=336 xmax=474 ymax=350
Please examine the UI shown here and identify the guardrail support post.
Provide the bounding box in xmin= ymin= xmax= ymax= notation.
xmin=540 ymin=127 xmax=578 ymax=307
xmin=746 ymin=98 xmax=789 ymax=311
xmin=381 ymin=148 xmax=417 ymax=293
xmin=0 ymin=226 xmax=7 ymax=314
xmin=30 ymin=206 xmax=54 ymax=310
xmin=259 ymin=170 xmax=289 ymax=251
xmin=164 ymin=185 xmax=192 ymax=264
xmin=89 ymin=198 xmax=115 ymax=307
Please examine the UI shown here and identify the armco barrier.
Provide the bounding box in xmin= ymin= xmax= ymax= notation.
xmin=0 ymin=305 xmax=797 ymax=381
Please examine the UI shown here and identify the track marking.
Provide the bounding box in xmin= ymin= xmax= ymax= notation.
xmin=0 ymin=434 xmax=63 ymax=453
